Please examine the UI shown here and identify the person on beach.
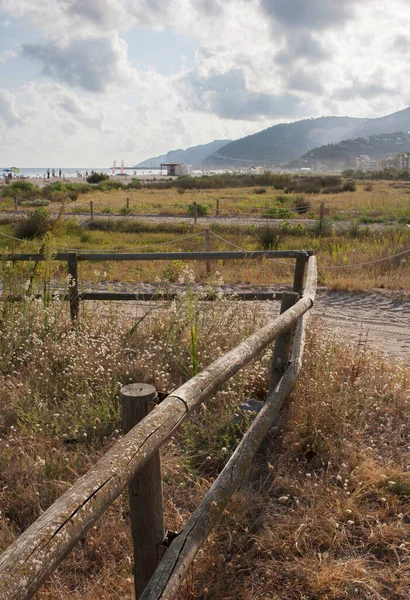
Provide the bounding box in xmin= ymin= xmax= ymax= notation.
xmin=47 ymin=169 xmax=50 ymax=179
xmin=59 ymin=169 xmax=62 ymax=178
xmin=52 ymin=168 xmax=55 ymax=177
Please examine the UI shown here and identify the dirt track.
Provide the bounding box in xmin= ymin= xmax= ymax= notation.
xmin=84 ymin=282 xmax=410 ymax=362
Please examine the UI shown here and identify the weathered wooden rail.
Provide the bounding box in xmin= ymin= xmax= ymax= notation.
xmin=0 ymin=253 xmax=317 ymax=600
xmin=2 ymin=249 xmax=313 ymax=320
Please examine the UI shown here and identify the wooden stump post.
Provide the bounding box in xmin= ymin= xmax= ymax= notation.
xmin=90 ymin=200 xmax=94 ymax=220
xmin=293 ymin=254 xmax=308 ymax=296
xmin=216 ymin=198 xmax=220 ymax=216
xmin=205 ymin=228 xmax=212 ymax=276
xmin=67 ymin=252 xmax=80 ymax=322
xmin=14 ymin=195 xmax=17 ymax=211
xmin=120 ymin=383 xmax=165 ymax=599
xmin=268 ymin=291 xmax=299 ymax=393
xmin=127 ymin=197 xmax=130 ymax=210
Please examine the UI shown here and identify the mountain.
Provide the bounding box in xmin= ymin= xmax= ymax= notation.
xmin=202 ymin=116 xmax=366 ymax=168
xmin=134 ymin=139 xmax=232 ymax=169
xmin=290 ymin=131 xmax=410 ymax=170
xmin=341 ymin=106 xmax=410 ymax=139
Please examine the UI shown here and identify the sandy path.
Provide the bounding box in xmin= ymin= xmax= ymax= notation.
xmin=81 ymin=282 xmax=410 ymax=361
xmin=312 ymin=289 xmax=410 ymax=361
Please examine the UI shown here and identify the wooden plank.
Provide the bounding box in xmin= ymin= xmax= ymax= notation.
xmin=3 ymin=250 xmax=313 ymax=262
xmin=77 ymin=251 xmax=312 ymax=262
xmin=121 ymin=384 xmax=164 ymax=598
xmin=80 ymin=291 xmax=283 ymax=302
xmin=140 ymin=287 xmax=314 ymax=600
xmin=2 ymin=292 xmax=284 ymax=303
xmin=0 ymin=257 xmax=316 ymax=600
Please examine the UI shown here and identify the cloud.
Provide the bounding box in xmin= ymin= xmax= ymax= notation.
xmin=275 ymin=34 xmax=330 ymax=65
xmin=0 ymin=88 xmax=22 ymax=127
xmin=261 ymin=0 xmax=357 ymax=31
xmin=183 ymin=66 xmax=307 ymax=120
xmin=22 ymin=35 xmax=136 ymax=92
xmin=333 ymin=79 xmax=397 ymax=101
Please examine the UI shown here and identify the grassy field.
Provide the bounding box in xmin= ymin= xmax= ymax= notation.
xmin=1 ymin=179 xmax=410 ymax=222
xmin=0 ymin=213 xmax=409 ymax=293
xmin=0 ymin=284 xmax=409 ymax=599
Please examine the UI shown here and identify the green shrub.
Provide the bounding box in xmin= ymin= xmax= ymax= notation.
xmin=97 ymin=179 xmax=125 ymax=190
xmin=257 ymin=224 xmax=280 ymax=249
xmin=177 ymin=187 xmax=186 ymax=195
xmin=87 ymin=172 xmax=109 ymax=184
xmin=20 ymin=199 xmax=51 ymax=207
xmin=275 ymin=194 xmax=290 ymax=204
xmin=263 ymin=207 xmax=293 ymax=219
xmin=119 ymin=207 xmax=132 ymax=216
xmin=1 ymin=181 xmax=39 ymax=198
xmin=127 ymin=179 xmax=142 ymax=190
xmin=187 ymin=202 xmax=209 ymax=216
xmin=254 ymin=187 xmax=267 ymax=195
xmin=342 ymin=179 xmax=356 ymax=192
xmin=100 ymin=207 xmax=113 ymax=214
xmin=14 ymin=207 xmax=52 ymax=239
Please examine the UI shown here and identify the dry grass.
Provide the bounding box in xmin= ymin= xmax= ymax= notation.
xmin=0 ymin=261 xmax=410 ymax=599
xmin=1 ymin=179 xmax=410 ymax=221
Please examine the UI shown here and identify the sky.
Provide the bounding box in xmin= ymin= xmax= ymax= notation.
xmin=0 ymin=0 xmax=409 ymax=167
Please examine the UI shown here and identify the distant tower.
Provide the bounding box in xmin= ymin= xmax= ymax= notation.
xmin=120 ymin=159 xmax=125 ymax=174
xmin=112 ymin=160 xmax=116 ymax=175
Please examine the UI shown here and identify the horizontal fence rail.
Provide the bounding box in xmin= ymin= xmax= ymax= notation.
xmin=0 ymin=255 xmax=316 ymax=600
xmin=3 ymin=250 xmax=313 ymax=262
xmin=1 ymin=249 xmax=313 ymax=319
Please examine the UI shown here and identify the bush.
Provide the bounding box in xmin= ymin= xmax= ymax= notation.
xmin=14 ymin=208 xmax=53 ymax=239
xmin=127 ymin=179 xmax=142 ymax=190
xmin=177 ymin=188 xmax=186 ymax=195
xmin=187 ymin=202 xmax=209 ymax=216
xmin=87 ymin=172 xmax=109 ymax=184
xmin=97 ymin=179 xmax=125 ymax=190
xmin=342 ymin=179 xmax=356 ymax=192
xmin=254 ymin=187 xmax=267 ymax=195
xmin=262 ymin=207 xmax=293 ymax=219
xmin=20 ymin=199 xmax=51 ymax=207
xmin=1 ymin=181 xmax=39 ymax=198
xmin=293 ymin=196 xmax=311 ymax=214
xmin=257 ymin=224 xmax=280 ymax=250
xmin=119 ymin=207 xmax=132 ymax=216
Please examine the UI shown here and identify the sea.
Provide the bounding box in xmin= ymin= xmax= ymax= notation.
xmin=1 ymin=167 xmax=162 ymax=179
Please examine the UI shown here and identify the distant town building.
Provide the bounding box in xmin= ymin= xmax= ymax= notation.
xmin=160 ymin=163 xmax=193 ymax=176
xmin=377 ymin=153 xmax=410 ymax=170
xmin=355 ymin=155 xmax=376 ymax=171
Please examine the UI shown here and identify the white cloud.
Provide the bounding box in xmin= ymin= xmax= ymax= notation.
xmin=0 ymin=88 xmax=22 ymax=126
xmin=22 ymin=35 xmax=137 ymax=92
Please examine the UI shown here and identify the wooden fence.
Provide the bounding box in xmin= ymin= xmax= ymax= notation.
xmin=0 ymin=253 xmax=317 ymax=600
xmin=3 ymin=249 xmax=313 ymax=320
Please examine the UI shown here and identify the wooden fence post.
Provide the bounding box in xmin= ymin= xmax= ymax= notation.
xmin=205 ymin=228 xmax=212 ymax=276
xmin=268 ymin=291 xmax=299 ymax=393
xmin=67 ymin=253 xmax=80 ymax=321
xmin=90 ymin=200 xmax=94 ymax=219
xmin=14 ymin=195 xmax=17 ymax=211
xmin=319 ymin=201 xmax=325 ymax=229
xmin=293 ymin=254 xmax=308 ymax=295
xmin=120 ymin=383 xmax=165 ymax=599
xmin=216 ymin=198 xmax=220 ymax=216
xmin=193 ymin=201 xmax=198 ymax=228
xmin=127 ymin=197 xmax=130 ymax=210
